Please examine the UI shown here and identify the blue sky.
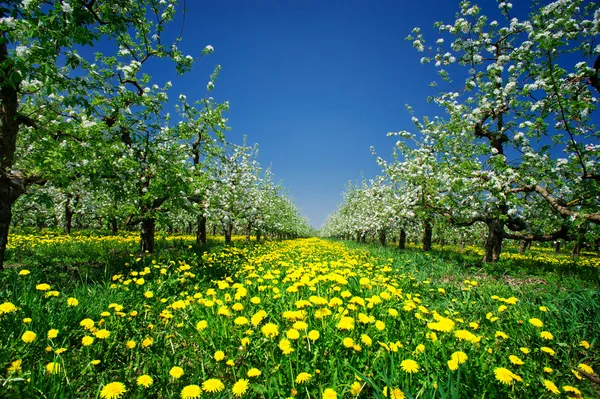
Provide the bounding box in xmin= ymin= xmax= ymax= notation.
xmin=160 ymin=0 xmax=535 ymax=227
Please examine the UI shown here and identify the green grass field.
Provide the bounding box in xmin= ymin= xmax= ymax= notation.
xmin=1 ymin=233 xmax=598 ymax=398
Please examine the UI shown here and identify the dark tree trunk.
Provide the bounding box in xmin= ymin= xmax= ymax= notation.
xmin=212 ymin=225 xmax=216 ymax=236
xmin=356 ymin=231 xmax=361 ymax=242
xmin=0 ymin=36 xmax=20 ymax=271
xmin=554 ymin=240 xmax=560 ymax=253
xmin=378 ymin=230 xmax=386 ymax=246
xmin=225 ymin=222 xmax=232 ymax=243
xmin=196 ymin=214 xmax=207 ymax=246
xmin=246 ymin=222 xmax=251 ymax=242
xmin=111 ymin=217 xmax=118 ymax=235
xmin=256 ymin=230 xmax=261 ymax=242
xmin=422 ymin=219 xmax=432 ymax=252
xmin=398 ymin=229 xmax=406 ymax=249
xmin=484 ymin=218 xmax=504 ymax=262
xmin=140 ymin=218 xmax=155 ymax=253
xmin=360 ymin=233 xmax=366 ymax=244
xmin=519 ymin=239 xmax=531 ymax=255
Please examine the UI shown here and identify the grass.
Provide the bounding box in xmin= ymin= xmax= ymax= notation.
xmin=0 ymin=232 xmax=598 ymax=398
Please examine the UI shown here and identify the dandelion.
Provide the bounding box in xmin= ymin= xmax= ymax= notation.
xmin=142 ymin=337 xmax=153 ymax=347
xmin=541 ymin=347 xmax=555 ymax=356
xmin=203 ymin=378 xmax=225 ymax=393
xmin=543 ymin=379 xmax=559 ymax=394
xmin=578 ymin=363 xmax=594 ymax=374
xmin=91 ymin=360 xmax=101 ymax=365
xmin=0 ymin=302 xmax=18 ymax=314
xmin=350 ymin=381 xmax=362 ymax=395
xmin=400 ymin=359 xmax=419 ymax=373
xmin=80 ymin=318 xmax=95 ymax=330
xmin=322 ymin=388 xmax=337 ymax=399
xmin=36 ymin=283 xmax=51 ymax=291
xmin=579 ymin=340 xmax=590 ymax=349
xmin=247 ymin=368 xmax=261 ymax=377
xmin=540 ymin=331 xmax=554 ymax=340
xmin=7 ymin=359 xmax=22 ymax=374
xmin=196 ymin=320 xmax=208 ymax=331
xmin=296 ymin=372 xmax=312 ymax=384
xmin=214 ymin=350 xmax=225 ymax=361
xmin=47 ymin=329 xmax=59 ymax=339
xmin=19 ymin=269 xmax=30 ymax=276
xmin=448 ymin=359 xmax=459 ymax=370
xmin=451 ymin=351 xmax=468 ymax=364
xmin=126 ymin=340 xmax=136 ymax=349
xmin=528 ymin=318 xmax=543 ymax=327
xmin=67 ymin=297 xmax=79 ymax=306
xmin=336 ymin=316 xmax=354 ymax=330
xmin=137 ymin=375 xmax=153 ymax=388
xmin=308 ymin=330 xmax=320 ymax=341
xmin=232 ymin=379 xmax=249 ymax=396
xmin=544 ymin=367 xmax=553 ymax=373
xmin=82 ymin=336 xmax=94 ymax=346
xmin=383 ymin=387 xmax=405 ymax=399
xmin=562 ymin=386 xmax=581 ymax=395
xmin=100 ymin=381 xmax=127 ymax=399
xmin=95 ymin=329 xmax=110 ymax=339
xmin=181 ymin=384 xmax=202 ymax=399
xmin=279 ymin=338 xmax=294 ymax=354
xmin=21 ymin=331 xmax=36 ymax=343
xmin=286 ymin=328 xmax=300 ymax=340
xmin=46 ymin=362 xmax=61 ymax=374
xmin=361 ymin=334 xmax=373 ymax=346
xmin=261 ymin=323 xmax=279 ymax=338
xmin=170 ymin=366 xmax=184 ymax=379
xmin=509 ymin=355 xmax=524 ymax=365
xmin=343 ymin=337 xmax=355 ymax=348
xmin=494 ymin=368 xmax=520 ymax=385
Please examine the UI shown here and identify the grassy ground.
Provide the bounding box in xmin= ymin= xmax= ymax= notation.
xmin=0 ymin=233 xmax=598 ymax=398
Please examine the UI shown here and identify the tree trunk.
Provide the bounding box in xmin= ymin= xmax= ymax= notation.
xmin=0 ymin=36 xmax=20 ymax=271
xmin=554 ymin=240 xmax=560 ymax=253
xmin=65 ymin=196 xmax=74 ymax=235
xmin=356 ymin=231 xmax=361 ymax=242
xmin=483 ymin=218 xmax=504 ymax=262
xmin=360 ymin=232 xmax=366 ymax=244
xmin=225 ymin=222 xmax=232 ymax=243
xmin=140 ymin=217 xmax=155 ymax=253
xmin=212 ymin=225 xmax=216 ymax=236
xmin=519 ymin=239 xmax=531 ymax=255
xmin=256 ymin=230 xmax=261 ymax=242
xmin=422 ymin=219 xmax=432 ymax=252
xmin=246 ymin=222 xmax=251 ymax=242
xmin=196 ymin=214 xmax=207 ymax=246
xmin=110 ymin=217 xmax=118 ymax=235
xmin=378 ymin=229 xmax=386 ymax=246
xmin=398 ymin=229 xmax=406 ymax=249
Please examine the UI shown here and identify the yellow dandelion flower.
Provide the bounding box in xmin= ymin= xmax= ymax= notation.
xmin=562 ymin=386 xmax=581 ymax=395
xmin=21 ymin=331 xmax=36 ymax=343
xmin=322 ymin=388 xmax=337 ymax=399
xmin=540 ymin=331 xmax=554 ymax=340
xmin=308 ymin=330 xmax=320 ymax=341
xmin=451 ymin=351 xmax=468 ymax=364
xmin=261 ymin=323 xmax=279 ymax=338
xmin=196 ymin=320 xmax=208 ymax=331
xmin=494 ymin=368 xmax=519 ymax=385
xmin=296 ymin=372 xmax=312 ymax=384
xmin=126 ymin=340 xmax=136 ymax=349
xmin=577 ymin=363 xmax=594 ymax=374
xmin=400 ymin=359 xmax=419 ymax=373
xmin=170 ymin=366 xmax=184 ymax=379
xmin=80 ymin=318 xmax=95 ymax=330
xmin=214 ymin=350 xmax=225 ymax=361
xmin=142 ymin=337 xmax=153 ymax=347
xmin=579 ymin=340 xmax=590 ymax=349
xmin=509 ymin=355 xmax=524 ymax=365
xmin=181 ymin=384 xmax=202 ymax=399
xmin=47 ymin=329 xmax=59 ymax=339
xmin=247 ymin=368 xmax=261 ymax=377
xmin=343 ymin=337 xmax=355 ymax=348
xmin=542 ymin=379 xmax=559 ymax=394
xmin=448 ymin=359 xmax=459 ymax=371
xmin=19 ymin=269 xmax=30 ymax=276
xmin=232 ymin=379 xmax=249 ymax=397
xmin=528 ymin=318 xmax=543 ymax=328
xmin=67 ymin=297 xmax=79 ymax=306
xmin=350 ymin=381 xmax=362 ymax=395
xmin=137 ymin=375 xmax=153 ymax=388
xmin=95 ymin=329 xmax=110 ymax=339
xmin=36 ymin=283 xmax=51 ymax=291
xmin=45 ymin=362 xmax=61 ymax=374
xmin=100 ymin=381 xmax=127 ymax=399
xmin=202 ymin=378 xmax=225 ymax=393
xmin=541 ymin=347 xmax=555 ymax=356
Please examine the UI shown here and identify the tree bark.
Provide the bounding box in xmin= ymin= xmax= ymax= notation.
xmin=225 ymin=222 xmax=233 ymax=243
xmin=422 ymin=219 xmax=432 ymax=252
xmin=196 ymin=214 xmax=207 ymax=246
xmin=484 ymin=218 xmax=504 ymax=262
xmin=212 ymin=225 xmax=216 ymax=236
xmin=398 ymin=229 xmax=406 ymax=249
xmin=140 ymin=217 xmax=155 ymax=253
xmin=256 ymin=230 xmax=261 ymax=242
xmin=110 ymin=217 xmax=118 ymax=235
xmin=518 ymin=239 xmax=531 ymax=255
xmin=0 ymin=186 xmax=10 ymax=271
xmin=245 ymin=222 xmax=251 ymax=242
xmin=378 ymin=229 xmax=386 ymax=246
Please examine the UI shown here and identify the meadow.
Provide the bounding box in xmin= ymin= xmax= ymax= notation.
xmin=0 ymin=233 xmax=598 ymax=398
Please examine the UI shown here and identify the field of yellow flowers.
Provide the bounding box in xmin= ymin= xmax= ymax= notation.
xmin=1 ymin=237 xmax=598 ymax=398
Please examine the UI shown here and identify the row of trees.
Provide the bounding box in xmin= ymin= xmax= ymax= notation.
xmin=0 ymin=0 xmax=311 ymax=269
xmin=322 ymin=0 xmax=600 ymax=261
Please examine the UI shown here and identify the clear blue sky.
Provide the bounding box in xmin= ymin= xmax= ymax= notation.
xmin=159 ymin=0 xmax=534 ymax=228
